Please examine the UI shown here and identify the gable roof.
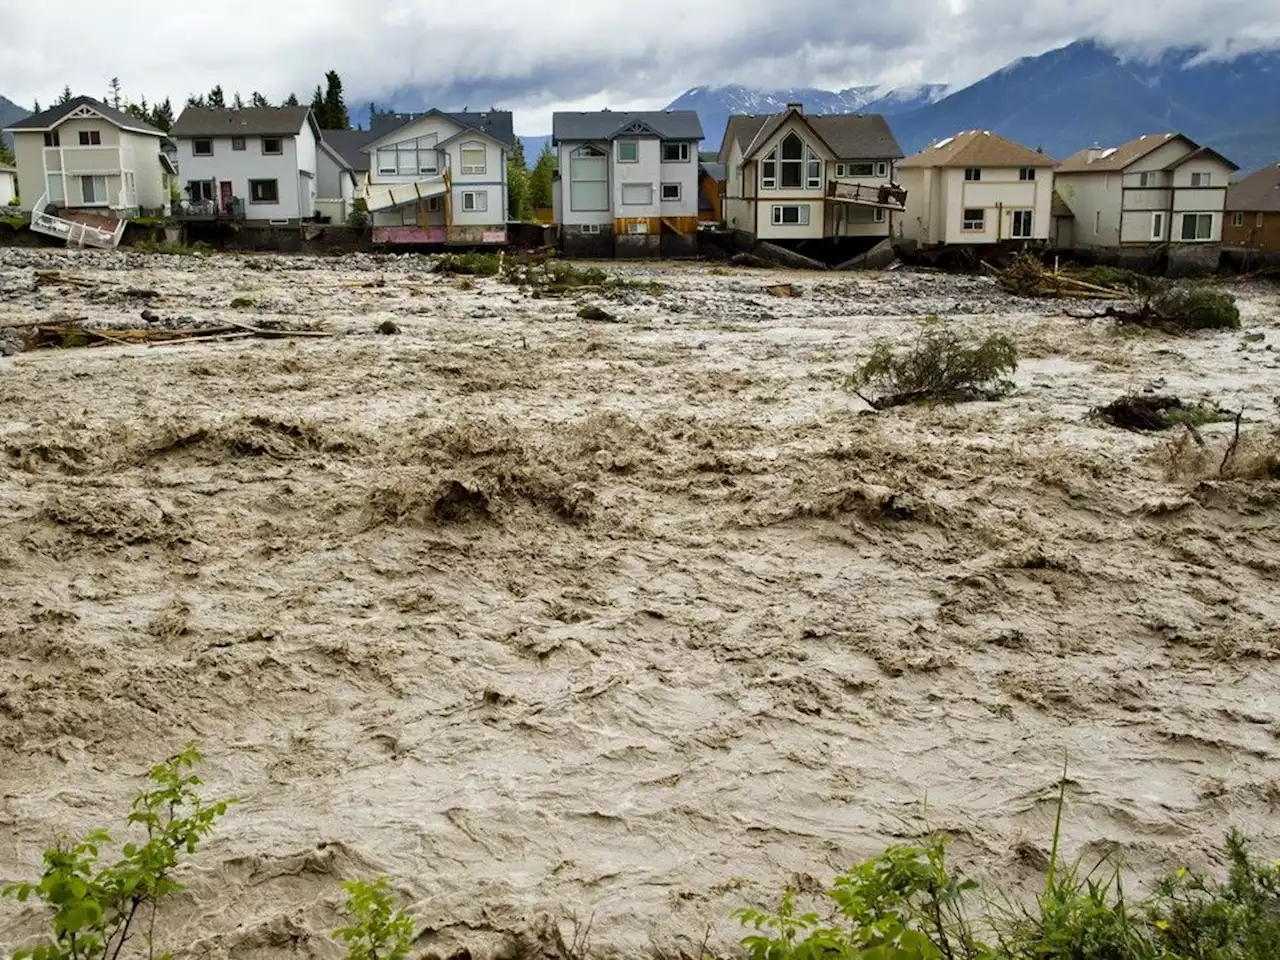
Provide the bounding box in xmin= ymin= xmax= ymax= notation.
xmin=370 ymin=109 xmax=514 ymax=148
xmin=1056 ymin=132 xmax=1192 ymax=174
xmin=719 ymin=108 xmax=902 ymax=163
xmin=4 ymin=96 xmax=164 ymax=137
xmin=171 ymin=106 xmax=313 ymax=138
xmin=1166 ymin=145 xmax=1239 ymax=172
xmin=897 ymin=129 xmax=1056 ymax=169
xmin=701 ymin=161 xmax=726 ymax=182
xmin=1226 ymin=163 xmax=1280 ymax=213
xmin=551 ymin=110 xmax=703 ymax=143
xmin=321 ymin=129 xmax=375 ymax=172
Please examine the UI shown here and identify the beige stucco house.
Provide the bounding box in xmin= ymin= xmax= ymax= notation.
xmin=718 ymin=103 xmax=905 ymax=248
xmin=1054 ymin=133 xmax=1237 ymax=255
xmin=896 ymin=130 xmax=1057 ymax=247
xmin=4 ymin=97 xmax=170 ymax=217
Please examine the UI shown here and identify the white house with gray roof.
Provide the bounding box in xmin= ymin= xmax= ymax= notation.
xmin=170 ymin=105 xmax=320 ymax=224
xmin=719 ymin=103 xmax=905 ymax=251
xmin=357 ymin=109 xmax=513 ymax=245
xmin=551 ymin=109 xmax=704 ymax=256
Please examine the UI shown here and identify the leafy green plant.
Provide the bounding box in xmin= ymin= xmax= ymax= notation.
xmin=2 ymin=742 xmax=235 ymax=960
xmin=333 ymin=877 xmax=415 ymax=960
xmin=1145 ymin=286 xmax=1241 ymax=332
xmin=849 ymin=318 xmax=1019 ymax=409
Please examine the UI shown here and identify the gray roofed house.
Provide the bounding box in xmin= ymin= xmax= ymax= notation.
xmin=552 ymin=110 xmax=703 ymax=144
xmin=371 ymin=109 xmax=514 ymax=148
xmin=719 ymin=107 xmax=903 ymax=164
xmin=1227 ymin=163 xmax=1280 ymax=213
xmin=321 ymin=129 xmax=375 ymax=173
xmin=170 ymin=106 xmax=316 ymax=139
xmin=6 ymin=96 xmax=164 ymax=137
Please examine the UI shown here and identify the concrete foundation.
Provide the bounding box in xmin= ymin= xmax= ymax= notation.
xmin=659 ymin=232 xmax=698 ymax=258
xmin=1166 ymin=243 xmax=1222 ymax=278
xmin=614 ymin=233 xmax=661 ymax=258
xmin=560 ymin=225 xmax=616 ymax=259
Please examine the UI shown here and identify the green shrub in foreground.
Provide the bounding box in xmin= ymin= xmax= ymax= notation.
xmin=333 ymin=876 xmax=415 ymax=960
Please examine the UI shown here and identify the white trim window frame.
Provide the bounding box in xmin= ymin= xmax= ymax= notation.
xmin=461 ymin=190 xmax=488 ymax=212
xmin=761 ymin=152 xmax=777 ymax=189
xmin=1190 ymin=172 xmax=1211 ymax=188
xmin=873 ymin=207 xmax=886 ymax=223
xmin=964 ymin=167 xmax=981 ymax=182
xmin=621 ymin=182 xmax=653 ymax=206
xmin=876 ymin=161 xmax=889 ymax=177
xmin=662 ymin=142 xmax=690 ymax=163
xmin=79 ymin=175 xmax=108 ymax=206
xmin=771 ymin=204 xmax=809 ymax=226
xmin=1180 ymin=212 xmax=1213 ymax=241
xmin=660 ymin=182 xmax=681 ymax=201
xmin=1138 ymin=171 xmax=1155 ymax=187
xmin=192 ymin=138 xmax=213 ymax=157
xmin=617 ymin=140 xmax=640 ymax=163
xmin=579 ymin=223 xmax=601 ymax=234
xmin=1151 ymin=211 xmax=1165 ymax=240
xmin=460 ymin=141 xmax=487 ymax=175
xmin=1230 ymin=212 xmax=1244 ymax=228
xmin=835 ymin=163 xmax=845 ymax=177
xmin=962 ymin=207 xmax=985 ymax=231
xmin=569 ymin=145 xmax=609 ymax=212
xmin=1019 ymin=167 xmax=1036 ymax=181
xmin=77 ymin=130 xmax=102 ymax=146
xmin=845 ymin=161 xmax=875 ymax=177
xmin=1011 ymin=209 xmax=1033 ymax=238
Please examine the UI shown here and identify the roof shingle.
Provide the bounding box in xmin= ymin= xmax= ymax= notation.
xmin=1226 ymin=163 xmax=1280 ymax=213
xmin=321 ymin=128 xmax=375 ymax=172
xmin=170 ymin=106 xmax=311 ymax=138
xmin=371 ymin=109 xmax=514 ymax=148
xmin=719 ymin=109 xmax=902 ymax=163
xmin=4 ymin=96 xmax=164 ymax=136
xmin=552 ymin=110 xmax=703 ymax=143
xmin=1055 ymin=133 xmax=1188 ymax=173
xmin=897 ymin=130 xmax=1056 ymax=169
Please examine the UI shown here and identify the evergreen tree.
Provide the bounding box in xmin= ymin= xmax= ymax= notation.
xmin=232 ymin=92 xmax=244 ymax=110
xmin=506 ymin=136 xmax=531 ymax=221
xmin=284 ymin=93 xmax=300 ymax=107
xmin=185 ymin=94 xmax=205 ymax=109
xmin=57 ymin=85 xmax=74 ymax=106
xmin=207 ymin=85 xmax=225 ymax=109
xmin=321 ymin=70 xmax=349 ymax=130
xmin=108 ymin=77 xmax=122 ymax=109
xmin=152 ymin=98 xmax=175 ymax=132
xmin=0 ymin=138 xmax=14 ymax=167
xmin=529 ymin=142 xmax=556 ymax=211
xmin=250 ymin=92 xmax=271 ymax=109
xmin=32 ymin=99 xmax=41 ymax=113
xmin=310 ymin=85 xmax=325 ymax=125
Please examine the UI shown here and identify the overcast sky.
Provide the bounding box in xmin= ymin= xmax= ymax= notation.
xmin=6 ymin=0 xmax=1279 ymax=132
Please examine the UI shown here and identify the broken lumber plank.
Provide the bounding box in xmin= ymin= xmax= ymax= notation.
xmin=149 ymin=332 xmax=256 ymax=348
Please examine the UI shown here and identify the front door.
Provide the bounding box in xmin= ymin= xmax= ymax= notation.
xmin=219 ymin=180 xmax=233 ymax=213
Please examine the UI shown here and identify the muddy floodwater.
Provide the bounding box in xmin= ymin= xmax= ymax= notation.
xmin=1 ymin=249 xmax=1278 ymax=959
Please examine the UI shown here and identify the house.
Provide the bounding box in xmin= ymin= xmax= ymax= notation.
xmin=718 ymin=103 xmax=904 ymax=253
xmin=699 ymin=158 xmax=725 ymax=225
xmin=1223 ymin=163 xmax=1280 ymax=256
xmin=315 ymin=133 xmax=359 ymax=223
xmin=358 ymin=109 xmax=513 ymax=245
xmin=320 ymin=129 xmax=373 ymax=188
xmin=551 ymin=109 xmax=704 ymax=257
xmin=3 ymin=97 xmax=169 ymax=217
xmin=169 ymin=106 xmax=321 ymax=224
xmin=1055 ymin=133 xmax=1238 ymax=269
xmin=895 ymin=130 xmax=1056 ymax=248
xmin=0 ymin=164 xmax=17 ymax=206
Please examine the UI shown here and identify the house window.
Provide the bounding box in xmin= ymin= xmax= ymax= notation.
xmin=1138 ymin=172 xmax=1155 ymax=187
xmin=780 ymin=133 xmax=804 ymax=188
xmin=761 ymin=154 xmax=777 ymax=189
xmin=1011 ymin=209 xmax=1034 ymax=238
xmin=249 ymin=179 xmax=279 ymax=204
xmin=43 ymin=131 xmax=60 ymax=147
xmin=376 ymin=135 xmax=439 ymax=176
xmin=80 ymin=175 xmax=107 ymax=205
xmin=400 ymin=205 xmax=419 ymax=226
xmin=876 ymin=162 xmax=888 ymax=177
xmin=835 ymin=164 xmax=845 ymax=177
xmin=618 ymin=141 xmax=639 ymax=163
xmin=461 ymin=190 xmax=487 ymax=212
xmin=964 ymin=168 xmax=981 ymax=181
xmin=579 ymin=223 xmax=601 ymax=234
xmin=427 ymin=196 xmax=442 ymax=212
xmin=1231 ymin=212 xmax=1244 ymax=228
xmin=962 ymin=207 xmax=985 ymax=231
xmin=193 ymin=138 xmax=213 ymax=156
xmin=187 ymin=180 xmax=215 ymax=202
xmin=262 ymin=137 xmax=283 ymax=155
xmin=569 ymin=145 xmax=609 ymax=211
xmin=1190 ymin=172 xmax=1211 ymax=187
xmin=1151 ymin=212 xmax=1164 ymax=240
xmin=78 ymin=130 xmax=101 ymax=146
xmin=806 ymin=155 xmax=822 ymax=188
xmin=627 ymin=222 xmax=648 ymax=234
xmin=621 ymin=182 xmax=653 ymax=205
xmin=460 ymin=142 xmax=487 ymax=175
xmin=845 ymin=162 xmax=875 ymax=177
xmin=232 ymin=137 xmax=246 ymax=151
xmin=1019 ymin=167 xmax=1036 ymax=181
xmin=662 ymin=142 xmax=690 ymax=162
xmin=47 ymin=173 xmax=65 ymax=202
xmin=771 ymin=204 xmax=809 ymax=225
xmin=661 ymin=182 xmax=682 ymax=201
xmin=1095 ymin=210 xmax=1101 ymax=235
xmin=874 ymin=208 xmax=886 ymax=223
xmin=1180 ymin=212 xmax=1213 ymax=241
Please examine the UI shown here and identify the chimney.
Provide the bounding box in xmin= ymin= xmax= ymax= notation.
xmin=1086 ymin=147 xmax=1103 ymax=163
xmin=786 ymin=101 xmax=803 ymax=114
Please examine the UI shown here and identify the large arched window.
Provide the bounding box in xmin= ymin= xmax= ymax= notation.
xmin=760 ymin=132 xmax=823 ymax=190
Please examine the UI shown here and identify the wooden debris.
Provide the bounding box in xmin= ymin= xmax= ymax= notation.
xmin=765 ymin=283 xmax=801 ymax=298
xmin=34 ymin=270 xmax=102 ymax=289
xmin=987 ymin=254 xmax=1134 ymax=300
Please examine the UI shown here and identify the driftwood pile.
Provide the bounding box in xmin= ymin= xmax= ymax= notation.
xmin=985 ymin=255 xmax=1138 ymax=300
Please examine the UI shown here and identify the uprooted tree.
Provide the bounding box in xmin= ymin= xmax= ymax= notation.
xmin=848 ymin=317 xmax=1019 ymax=409
xmin=2 ymin=742 xmax=235 ymax=960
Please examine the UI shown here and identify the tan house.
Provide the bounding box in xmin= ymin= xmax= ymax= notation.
xmin=1223 ymin=163 xmax=1280 ymax=255
xmin=718 ymin=103 xmax=905 ymax=247
xmin=4 ymin=97 xmax=170 ymax=218
xmin=1054 ymin=133 xmax=1237 ymax=254
xmin=896 ymin=130 xmax=1057 ymax=247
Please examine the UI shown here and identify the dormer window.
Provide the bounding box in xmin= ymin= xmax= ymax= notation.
xmin=460 ymin=141 xmax=486 ymax=175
